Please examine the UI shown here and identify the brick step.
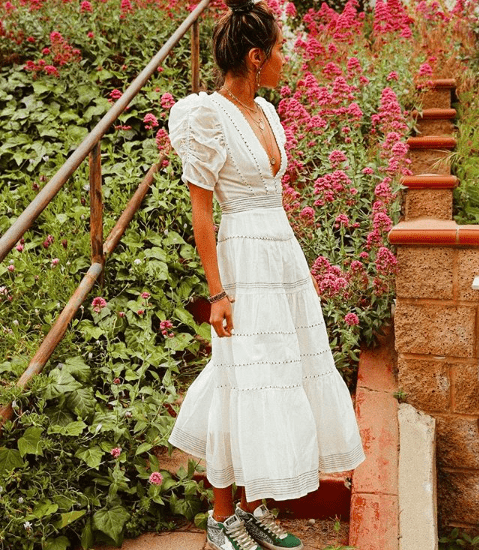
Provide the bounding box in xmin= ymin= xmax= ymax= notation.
xmin=420 ymin=79 xmax=456 ymax=110
xmin=401 ymin=175 xmax=458 ymax=188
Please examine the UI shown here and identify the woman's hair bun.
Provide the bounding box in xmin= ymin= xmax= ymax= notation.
xmin=225 ymin=0 xmax=256 ymax=13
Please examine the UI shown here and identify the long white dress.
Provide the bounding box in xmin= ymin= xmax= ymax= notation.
xmin=167 ymin=91 xmax=365 ymax=502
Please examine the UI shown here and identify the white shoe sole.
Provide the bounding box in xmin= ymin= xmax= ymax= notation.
xmin=260 ymin=542 xmax=304 ymax=550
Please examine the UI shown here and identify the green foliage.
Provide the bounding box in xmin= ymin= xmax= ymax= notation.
xmin=439 ymin=527 xmax=479 ymax=550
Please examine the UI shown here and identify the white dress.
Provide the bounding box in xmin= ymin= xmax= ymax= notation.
xmin=167 ymin=91 xmax=365 ymax=502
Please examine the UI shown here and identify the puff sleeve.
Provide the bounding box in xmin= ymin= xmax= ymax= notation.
xmin=168 ymin=92 xmax=227 ymax=192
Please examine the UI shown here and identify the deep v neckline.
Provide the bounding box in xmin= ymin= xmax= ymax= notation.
xmin=213 ymin=92 xmax=285 ymax=179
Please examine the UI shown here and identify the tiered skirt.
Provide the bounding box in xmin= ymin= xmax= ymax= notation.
xmin=169 ymin=205 xmax=365 ymax=502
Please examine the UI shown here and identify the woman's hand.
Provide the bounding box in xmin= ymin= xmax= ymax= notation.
xmin=210 ymin=296 xmax=235 ymax=338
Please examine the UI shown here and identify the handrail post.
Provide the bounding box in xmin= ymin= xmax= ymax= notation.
xmin=89 ymin=142 xmax=104 ymax=282
xmin=191 ymin=18 xmax=200 ymax=93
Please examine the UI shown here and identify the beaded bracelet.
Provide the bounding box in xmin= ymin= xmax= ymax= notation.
xmin=208 ymin=290 xmax=227 ymax=304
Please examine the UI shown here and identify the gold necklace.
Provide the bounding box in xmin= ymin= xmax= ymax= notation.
xmin=244 ymin=107 xmax=277 ymax=167
xmin=222 ymin=86 xmax=266 ymax=131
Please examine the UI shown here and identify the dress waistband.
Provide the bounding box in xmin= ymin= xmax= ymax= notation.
xmin=220 ymin=194 xmax=283 ymax=214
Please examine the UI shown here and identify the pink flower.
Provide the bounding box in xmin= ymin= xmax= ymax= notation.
xmin=155 ymin=128 xmax=171 ymax=153
xmin=42 ymin=47 xmax=51 ymax=55
xmin=110 ymin=447 xmax=121 ymax=458
xmin=80 ymin=0 xmax=92 ymax=12
xmin=375 ymin=246 xmax=398 ymax=274
xmin=109 ymin=89 xmax=122 ymax=100
xmin=42 ymin=235 xmax=54 ymax=249
xmin=92 ymin=296 xmax=107 ymax=313
xmin=118 ymin=311 xmax=125 ymax=317
xmin=345 ymin=313 xmax=359 ymax=326
xmin=44 ymin=65 xmax=60 ymax=77
xmin=16 ymin=244 xmax=24 ymax=252
xmin=51 ymin=258 xmax=60 ymax=268
xmin=300 ymin=207 xmax=314 ymax=219
xmin=7 ymin=265 xmax=15 ymax=272
xmin=328 ymin=150 xmax=348 ymax=168
xmin=387 ymin=71 xmax=399 ymax=81
xmin=160 ymin=93 xmax=175 ymax=110
xmin=285 ymin=2 xmax=296 ymax=17
xmin=113 ymin=378 xmax=121 ymax=384
xmin=149 ymin=471 xmax=163 ymax=485
xmin=418 ymin=63 xmax=433 ymax=77
xmin=143 ymin=113 xmax=159 ymax=129
xmin=160 ymin=320 xmax=173 ymax=331
xmin=335 ymin=214 xmax=349 ymax=228
xmin=362 ymin=167 xmax=374 ymax=175
xmin=87 ymin=31 xmax=94 ymax=38
xmin=141 ymin=292 xmax=150 ymax=299
xmin=137 ymin=309 xmax=144 ymax=316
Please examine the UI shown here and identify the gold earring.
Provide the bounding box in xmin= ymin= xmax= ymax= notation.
xmin=256 ymin=66 xmax=262 ymax=88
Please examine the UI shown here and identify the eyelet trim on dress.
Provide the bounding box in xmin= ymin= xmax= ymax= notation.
xmin=217 ymin=234 xmax=294 ymax=244
xmin=214 ymin=350 xmax=329 ymax=370
xmin=210 ymin=95 xmax=253 ymax=194
xmin=223 ymin=276 xmax=310 ymax=292
xmin=212 ymin=93 xmax=270 ymax=192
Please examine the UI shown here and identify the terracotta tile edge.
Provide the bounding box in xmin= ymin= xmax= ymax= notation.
xmin=412 ymin=108 xmax=457 ymax=120
xmin=401 ymin=175 xmax=458 ymax=189
xmin=407 ymin=136 xmax=457 ymax=149
xmin=389 ymin=224 xmax=479 ymax=246
xmin=426 ymin=78 xmax=456 ymax=89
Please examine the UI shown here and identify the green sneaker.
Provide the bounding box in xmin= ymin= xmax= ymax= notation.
xmin=236 ymin=504 xmax=304 ymax=550
xmin=206 ymin=511 xmax=262 ymax=550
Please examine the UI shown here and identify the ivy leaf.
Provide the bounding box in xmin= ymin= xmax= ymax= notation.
xmin=0 ymin=448 xmax=24 ymax=473
xmin=44 ymin=536 xmax=70 ymax=550
xmin=18 ymin=427 xmax=44 ymax=457
xmin=64 ymin=356 xmax=91 ymax=382
xmin=135 ymin=442 xmax=153 ymax=456
xmin=54 ymin=510 xmax=86 ymax=529
xmin=44 ymin=370 xmax=82 ymax=400
xmin=32 ymin=500 xmax=59 ymax=519
xmin=44 ymin=408 xmax=74 ymax=427
xmin=93 ymin=506 xmax=130 ymax=545
xmin=75 ymin=446 xmax=103 ymax=469
xmin=48 ymin=420 xmax=87 ymax=437
xmin=80 ymin=519 xmax=94 ymax=550
xmin=66 ymin=387 xmax=96 ymax=419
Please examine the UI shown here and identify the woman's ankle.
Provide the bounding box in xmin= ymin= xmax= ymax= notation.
xmin=213 ymin=511 xmax=234 ymax=522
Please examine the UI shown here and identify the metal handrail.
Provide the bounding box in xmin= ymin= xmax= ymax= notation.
xmin=0 ymin=0 xmax=210 ymax=263
xmin=0 ymin=0 xmax=212 ymax=427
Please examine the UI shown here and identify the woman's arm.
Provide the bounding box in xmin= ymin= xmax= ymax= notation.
xmin=188 ymin=182 xmax=234 ymax=338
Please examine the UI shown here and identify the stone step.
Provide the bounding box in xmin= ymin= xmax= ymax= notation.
xmin=413 ymin=108 xmax=456 ymax=136
xmin=420 ymin=79 xmax=456 ymax=110
xmin=407 ymin=136 xmax=456 ymax=175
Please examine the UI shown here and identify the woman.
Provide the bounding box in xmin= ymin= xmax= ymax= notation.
xmin=167 ymin=1 xmax=365 ymax=549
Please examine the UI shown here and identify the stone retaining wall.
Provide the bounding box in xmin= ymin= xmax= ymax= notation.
xmin=389 ymin=80 xmax=479 ymax=533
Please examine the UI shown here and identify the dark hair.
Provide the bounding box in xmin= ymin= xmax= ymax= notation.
xmin=212 ymin=0 xmax=279 ymax=79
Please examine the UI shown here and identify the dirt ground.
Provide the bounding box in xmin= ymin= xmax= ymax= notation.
xmin=279 ymin=518 xmax=350 ymax=549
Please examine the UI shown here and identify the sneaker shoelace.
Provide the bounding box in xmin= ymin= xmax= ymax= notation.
xmin=226 ymin=520 xmax=258 ymax=550
xmin=257 ymin=509 xmax=287 ymax=539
